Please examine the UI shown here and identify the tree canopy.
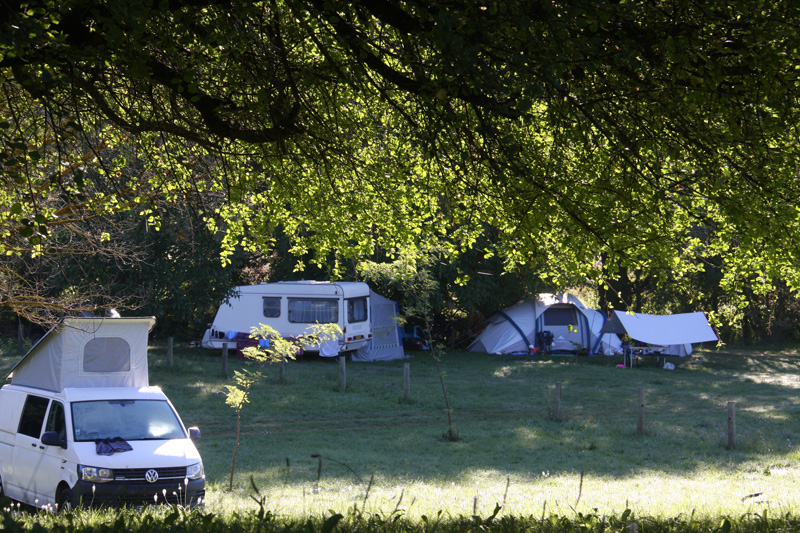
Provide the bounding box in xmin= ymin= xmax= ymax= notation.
xmin=2 ymin=0 xmax=800 ymax=321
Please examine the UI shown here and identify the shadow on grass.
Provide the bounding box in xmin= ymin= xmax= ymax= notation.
xmin=3 ymin=336 xmax=799 ymax=486
xmin=161 ymin=344 xmax=800 ymax=481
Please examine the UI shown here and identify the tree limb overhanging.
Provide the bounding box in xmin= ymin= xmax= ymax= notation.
xmin=2 ymin=0 xmax=800 ymax=319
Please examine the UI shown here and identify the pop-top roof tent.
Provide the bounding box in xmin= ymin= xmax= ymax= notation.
xmin=353 ymin=291 xmax=406 ymax=362
xmin=6 ymin=316 xmax=156 ymax=392
xmin=467 ymin=293 xmax=622 ymax=355
xmin=600 ymin=310 xmax=718 ymax=357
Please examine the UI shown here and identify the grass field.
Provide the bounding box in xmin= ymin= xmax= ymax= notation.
xmin=2 ymin=338 xmax=800 ymax=522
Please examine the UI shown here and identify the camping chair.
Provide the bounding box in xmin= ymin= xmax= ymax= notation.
xmin=537 ymin=330 xmax=554 ymax=355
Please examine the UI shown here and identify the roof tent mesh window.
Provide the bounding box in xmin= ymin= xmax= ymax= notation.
xmin=83 ymin=337 xmax=131 ymax=372
xmin=543 ymin=306 xmax=577 ymax=326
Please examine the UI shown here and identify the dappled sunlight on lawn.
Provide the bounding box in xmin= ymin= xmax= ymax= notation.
xmin=186 ymin=381 xmax=227 ymax=398
xmin=740 ymin=372 xmax=800 ymax=389
xmin=491 ymin=365 xmax=515 ymax=378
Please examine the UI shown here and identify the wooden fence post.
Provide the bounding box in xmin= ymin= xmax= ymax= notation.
xmin=403 ymin=362 xmax=411 ymax=401
xmin=339 ymin=355 xmax=347 ymax=392
xmin=727 ymin=401 xmax=736 ymax=449
xmin=637 ymin=388 xmax=645 ymax=435
xmin=222 ymin=343 xmax=229 ymax=376
xmin=167 ymin=336 xmax=174 ymax=367
xmin=552 ymin=382 xmax=562 ymax=420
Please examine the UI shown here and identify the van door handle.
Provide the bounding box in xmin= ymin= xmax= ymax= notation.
xmin=31 ymin=443 xmax=37 ymax=447
xmin=38 ymin=445 xmax=45 ymax=449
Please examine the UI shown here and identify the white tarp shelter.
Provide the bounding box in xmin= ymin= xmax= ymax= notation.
xmin=7 ymin=316 xmax=155 ymax=392
xmin=600 ymin=311 xmax=718 ymax=356
xmin=468 ymin=293 xmax=622 ymax=355
xmin=353 ymin=291 xmax=405 ymax=362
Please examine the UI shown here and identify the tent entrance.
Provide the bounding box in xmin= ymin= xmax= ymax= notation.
xmin=538 ymin=304 xmax=589 ymax=353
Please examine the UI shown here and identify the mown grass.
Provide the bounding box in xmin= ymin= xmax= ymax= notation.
xmin=2 ymin=336 xmax=800 ymax=530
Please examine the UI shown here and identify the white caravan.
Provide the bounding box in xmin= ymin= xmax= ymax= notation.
xmin=202 ymin=281 xmax=372 ymax=356
xmin=0 ymin=317 xmax=205 ymax=509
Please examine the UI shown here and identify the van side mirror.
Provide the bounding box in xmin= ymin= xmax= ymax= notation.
xmin=188 ymin=427 xmax=201 ymax=440
xmin=41 ymin=431 xmax=67 ymax=449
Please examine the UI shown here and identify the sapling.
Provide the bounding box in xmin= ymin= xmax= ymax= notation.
xmin=402 ymin=267 xmax=459 ymax=441
xmin=360 ymin=256 xmax=458 ymax=441
xmin=225 ymin=322 xmax=341 ymax=491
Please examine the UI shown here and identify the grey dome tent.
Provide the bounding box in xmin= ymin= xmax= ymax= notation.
xmin=468 ymin=293 xmax=622 ymax=355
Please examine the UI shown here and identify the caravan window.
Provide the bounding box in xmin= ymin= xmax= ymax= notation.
xmin=83 ymin=337 xmax=131 ymax=373
xmin=288 ymin=298 xmax=338 ymax=323
xmin=262 ymin=297 xmax=281 ymax=318
xmin=347 ymin=297 xmax=368 ymax=323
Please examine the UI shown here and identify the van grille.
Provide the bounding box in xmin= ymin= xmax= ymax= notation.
xmin=114 ymin=467 xmax=188 ymax=483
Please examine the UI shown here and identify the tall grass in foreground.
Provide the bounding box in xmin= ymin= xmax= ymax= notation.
xmin=2 ymin=338 xmax=800 ymax=525
xmin=5 ymin=498 xmax=800 ymax=532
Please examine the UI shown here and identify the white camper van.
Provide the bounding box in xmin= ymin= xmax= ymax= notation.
xmin=0 ymin=317 xmax=205 ymax=509
xmin=202 ymin=281 xmax=372 ymax=356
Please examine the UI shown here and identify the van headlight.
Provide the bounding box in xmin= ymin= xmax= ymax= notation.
xmin=79 ymin=465 xmax=115 ymax=483
xmin=186 ymin=462 xmax=204 ymax=480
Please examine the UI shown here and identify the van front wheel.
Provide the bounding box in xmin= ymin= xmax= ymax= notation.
xmin=57 ymin=486 xmax=73 ymax=512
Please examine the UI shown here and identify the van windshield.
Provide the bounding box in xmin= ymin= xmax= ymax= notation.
xmin=71 ymin=400 xmax=186 ymax=442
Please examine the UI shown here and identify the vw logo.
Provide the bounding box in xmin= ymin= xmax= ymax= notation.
xmin=145 ymin=469 xmax=159 ymax=483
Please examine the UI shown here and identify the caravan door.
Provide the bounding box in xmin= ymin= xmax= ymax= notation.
xmin=342 ymin=294 xmax=370 ymax=352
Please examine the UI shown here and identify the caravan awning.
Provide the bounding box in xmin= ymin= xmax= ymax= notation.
xmin=600 ymin=311 xmax=718 ymax=346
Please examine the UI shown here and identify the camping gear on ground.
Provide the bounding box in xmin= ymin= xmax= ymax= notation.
xmin=399 ymin=324 xmax=430 ymax=351
xmin=467 ymin=293 xmax=622 ymax=355
xmin=536 ymin=330 xmax=554 ymax=354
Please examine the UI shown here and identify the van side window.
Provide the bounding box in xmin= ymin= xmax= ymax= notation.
xmin=262 ymin=297 xmax=280 ymax=318
xmin=18 ymin=395 xmax=50 ymax=438
xmin=348 ymin=297 xmax=368 ymax=323
xmin=45 ymin=401 xmax=67 ymax=441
